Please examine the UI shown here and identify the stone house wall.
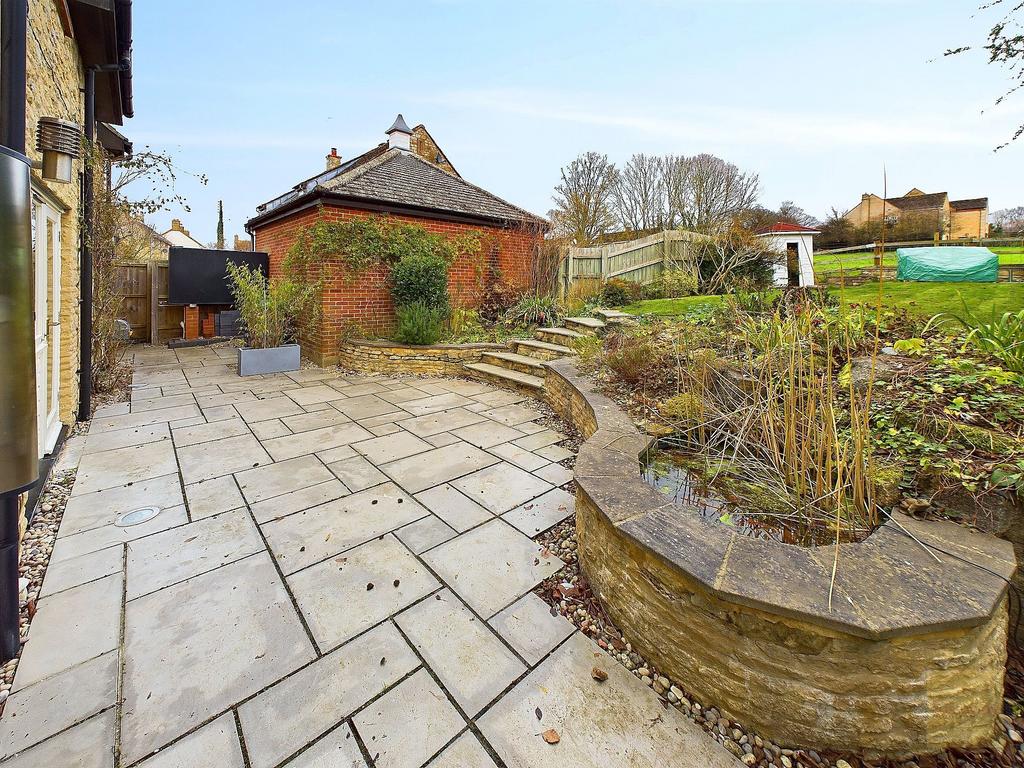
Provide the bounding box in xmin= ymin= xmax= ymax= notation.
xmin=26 ymin=0 xmax=85 ymax=425
xmin=253 ymin=205 xmax=541 ymax=365
xmin=951 ymin=207 xmax=989 ymax=239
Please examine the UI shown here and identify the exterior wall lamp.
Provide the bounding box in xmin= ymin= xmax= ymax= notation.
xmin=35 ymin=117 xmax=82 ymax=183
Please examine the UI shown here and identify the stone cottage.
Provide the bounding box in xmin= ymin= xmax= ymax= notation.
xmin=245 ymin=115 xmax=548 ymax=365
xmin=844 ymin=188 xmax=990 ymax=240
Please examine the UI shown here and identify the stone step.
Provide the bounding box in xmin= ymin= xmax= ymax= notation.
xmin=511 ymin=339 xmax=574 ymax=361
xmin=563 ymin=316 xmax=606 ymax=334
xmin=481 ymin=351 xmax=546 ymax=376
xmin=594 ymin=308 xmax=632 ymax=320
xmin=464 ymin=362 xmax=545 ymax=393
xmin=535 ymin=327 xmax=586 ymax=346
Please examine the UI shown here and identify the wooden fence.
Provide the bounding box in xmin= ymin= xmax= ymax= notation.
xmin=818 ymin=237 xmax=1024 ymax=256
xmin=113 ymin=261 xmax=184 ymax=344
xmin=559 ymin=230 xmax=708 ymax=296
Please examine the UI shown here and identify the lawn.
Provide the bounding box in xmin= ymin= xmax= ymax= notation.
xmin=622 ymin=282 xmax=1024 ymax=319
xmin=814 ymin=247 xmax=1024 ymax=275
xmin=834 ymin=281 xmax=1024 ymax=318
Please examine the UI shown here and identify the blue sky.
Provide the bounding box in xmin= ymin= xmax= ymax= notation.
xmin=129 ymin=0 xmax=1020 ymax=243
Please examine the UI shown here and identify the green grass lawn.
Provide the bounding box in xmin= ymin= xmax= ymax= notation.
xmin=833 ymin=281 xmax=1024 ymax=318
xmin=814 ymin=247 xmax=1024 ymax=274
xmin=622 ymin=282 xmax=1024 ymax=319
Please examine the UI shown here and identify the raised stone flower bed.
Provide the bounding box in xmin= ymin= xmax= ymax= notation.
xmin=337 ymin=339 xmax=505 ymax=376
xmin=542 ymin=357 xmax=1015 ymax=758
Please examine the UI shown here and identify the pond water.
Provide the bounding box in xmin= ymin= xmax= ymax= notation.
xmin=641 ymin=448 xmax=858 ymax=547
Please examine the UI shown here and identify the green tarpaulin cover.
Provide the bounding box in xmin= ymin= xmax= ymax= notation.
xmin=895 ymin=247 xmax=998 ymax=283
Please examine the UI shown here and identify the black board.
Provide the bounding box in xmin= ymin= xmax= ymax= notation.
xmin=167 ymin=247 xmax=269 ymax=305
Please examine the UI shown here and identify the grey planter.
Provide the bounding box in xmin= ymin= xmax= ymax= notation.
xmin=238 ymin=344 xmax=300 ymax=376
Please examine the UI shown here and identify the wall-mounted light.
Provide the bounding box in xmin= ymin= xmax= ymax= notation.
xmin=35 ymin=117 xmax=81 ymax=183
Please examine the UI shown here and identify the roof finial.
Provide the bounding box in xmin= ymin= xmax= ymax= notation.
xmin=386 ymin=114 xmax=412 ymax=151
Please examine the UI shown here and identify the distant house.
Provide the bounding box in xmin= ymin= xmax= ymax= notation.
xmin=161 ymin=218 xmax=206 ymax=248
xmin=246 ymin=114 xmax=548 ymax=365
xmin=844 ymin=188 xmax=989 ymax=240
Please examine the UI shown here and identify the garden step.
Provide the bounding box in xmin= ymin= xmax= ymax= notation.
xmin=594 ymin=308 xmax=632 ymax=320
xmin=512 ymin=339 xmax=574 ymax=361
xmin=481 ymin=351 xmax=546 ymax=376
xmin=535 ymin=327 xmax=586 ymax=346
xmin=464 ymin=362 xmax=545 ymax=393
xmin=564 ymin=316 xmax=606 ymax=334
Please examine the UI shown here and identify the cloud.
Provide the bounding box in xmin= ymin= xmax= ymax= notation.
xmin=418 ymin=87 xmax=1010 ymax=150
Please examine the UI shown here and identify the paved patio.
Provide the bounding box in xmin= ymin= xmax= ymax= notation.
xmin=0 ymin=345 xmax=739 ymax=767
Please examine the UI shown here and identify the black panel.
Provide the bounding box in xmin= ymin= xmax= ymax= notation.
xmin=167 ymin=248 xmax=269 ymax=305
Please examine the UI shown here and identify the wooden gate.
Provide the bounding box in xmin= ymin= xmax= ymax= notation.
xmin=113 ymin=262 xmax=184 ymax=344
xmin=114 ymin=263 xmax=150 ymax=341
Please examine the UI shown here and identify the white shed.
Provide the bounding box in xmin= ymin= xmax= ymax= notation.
xmin=755 ymin=222 xmax=818 ymax=287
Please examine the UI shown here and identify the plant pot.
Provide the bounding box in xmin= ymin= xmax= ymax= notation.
xmin=238 ymin=344 xmax=300 ymax=376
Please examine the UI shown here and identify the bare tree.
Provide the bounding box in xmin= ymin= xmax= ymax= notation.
xmin=550 ymin=152 xmax=619 ymax=246
xmin=664 ymin=154 xmax=761 ymax=234
xmin=694 ymin=229 xmax=778 ymax=295
xmin=612 ymin=153 xmax=668 ymax=233
xmin=946 ymin=1 xmax=1024 ymax=149
xmin=992 ymin=205 xmax=1024 ymax=234
xmin=777 ymin=200 xmax=820 ymax=227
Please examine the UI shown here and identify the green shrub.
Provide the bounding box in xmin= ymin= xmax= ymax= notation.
xmin=391 ymin=252 xmax=450 ymax=309
xmin=503 ymin=294 xmax=564 ymax=328
xmin=603 ymin=333 xmax=665 ymax=384
xmin=600 ymin=279 xmax=642 ymax=307
xmin=226 ymin=262 xmax=319 ymax=349
xmin=658 ymin=268 xmax=698 ymax=298
xmin=394 ymin=301 xmax=447 ymax=345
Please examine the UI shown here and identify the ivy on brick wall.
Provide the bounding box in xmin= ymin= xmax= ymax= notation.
xmin=285 ymin=212 xmax=484 ymax=285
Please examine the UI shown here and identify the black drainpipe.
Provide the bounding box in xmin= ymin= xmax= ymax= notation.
xmin=0 ymin=0 xmax=37 ymax=663
xmin=78 ymin=68 xmax=95 ymax=421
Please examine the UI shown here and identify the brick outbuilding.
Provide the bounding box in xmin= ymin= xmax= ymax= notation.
xmin=246 ymin=115 xmax=547 ymax=365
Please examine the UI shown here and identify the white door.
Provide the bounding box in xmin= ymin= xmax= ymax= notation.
xmin=32 ymin=199 xmax=62 ymax=457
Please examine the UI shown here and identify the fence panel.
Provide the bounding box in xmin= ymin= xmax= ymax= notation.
xmin=114 ymin=263 xmax=150 ymax=341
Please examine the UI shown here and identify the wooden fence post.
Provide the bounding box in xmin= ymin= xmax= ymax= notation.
xmin=600 ymin=245 xmax=609 ymax=282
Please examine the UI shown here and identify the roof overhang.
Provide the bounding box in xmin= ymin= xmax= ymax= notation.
xmin=67 ymin=0 xmax=134 ymax=124
xmin=246 ymin=189 xmax=549 ymax=234
xmin=97 ymin=122 xmax=132 ymax=158
xmin=755 ymin=229 xmax=820 ymax=237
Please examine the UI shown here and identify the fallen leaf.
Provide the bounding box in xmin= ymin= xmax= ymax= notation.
xmin=591 ymin=666 xmax=608 ymax=682
xmin=542 ymin=729 xmax=560 ymax=745
xmin=380 ymin=657 xmax=386 ymax=666
xmin=535 ymin=707 xmax=543 ymax=720
xmin=26 ymin=600 xmax=36 ymax=619
xmin=366 ymin=582 xmax=374 ymax=591
xmin=393 ymin=579 xmax=400 ymax=588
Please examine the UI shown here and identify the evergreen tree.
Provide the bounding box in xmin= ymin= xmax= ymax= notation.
xmin=216 ymin=200 xmax=225 ymax=249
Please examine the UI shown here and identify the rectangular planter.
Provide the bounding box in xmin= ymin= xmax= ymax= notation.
xmin=238 ymin=344 xmax=300 ymax=376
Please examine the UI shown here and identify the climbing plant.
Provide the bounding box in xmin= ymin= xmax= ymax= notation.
xmin=285 ymin=213 xmax=484 ymax=286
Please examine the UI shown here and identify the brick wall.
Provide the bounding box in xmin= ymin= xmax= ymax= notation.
xmin=254 ymin=204 xmax=541 ymax=365
xmin=951 ymin=207 xmax=989 ymax=239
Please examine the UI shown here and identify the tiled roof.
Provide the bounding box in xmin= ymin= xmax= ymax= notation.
xmin=757 ymin=221 xmax=819 ymax=235
xmin=950 ymin=197 xmax=988 ymax=211
xmin=885 ymin=191 xmax=948 ymax=211
xmin=318 ymin=149 xmax=545 ymax=226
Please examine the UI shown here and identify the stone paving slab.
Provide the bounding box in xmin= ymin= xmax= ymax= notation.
xmin=136 ymin=713 xmax=245 ymax=768
xmin=236 ymin=455 xmax=334 ymax=505
xmin=534 ymin=462 xmax=573 ymax=487
xmin=176 ymin=433 xmax=271 ymax=484
xmin=450 ymin=421 xmax=526 ymax=449
xmin=249 ymin=479 xmax=348 ymax=524
xmin=478 ymin=633 xmax=743 ymax=768
xmin=239 ymin=622 xmax=418 ymax=768
xmin=0 ymin=709 xmax=115 ymax=768
xmin=423 ymin=519 xmax=563 ymax=618
xmin=398 ymin=407 xmax=487 ymax=437
xmin=39 ymin=545 xmax=122 ymax=598
xmin=396 ymin=589 xmax=526 ymax=716
xmin=0 ymin=649 xmax=117 ymax=759
xmin=489 ymin=442 xmax=549 ymax=472
xmin=282 ymin=408 xmax=353 ymax=434
xmin=430 ymin=732 xmax=498 ymax=768
xmin=414 ymin=484 xmax=493 ymax=533
xmin=288 ymin=535 xmax=439 ymax=649
xmin=170 ymin=416 xmax=250 ymax=447
xmin=284 ymin=723 xmax=366 ymax=767
xmin=81 ymin=422 xmax=170 ymax=454
xmin=125 ymin=508 xmax=263 ymax=600
xmin=353 ymin=668 xmax=465 ymax=768
xmin=452 ymin=463 xmax=552 ymax=515
xmin=488 ymin=593 xmax=576 ymax=667
xmin=121 ymin=552 xmax=314 ymax=765
xmin=184 ymin=475 xmax=246 ymax=519
xmin=13 ymin=573 xmax=122 ymax=690
xmin=50 ymin=505 xmax=189 ymax=564
xmin=395 ymin=515 xmax=457 ymax=554
xmin=262 ymin=422 xmax=373 ymax=462
xmin=262 ymin=483 xmax=426 ymax=574
xmin=353 ymin=430 xmax=433 ymax=465
xmin=60 ymin=473 xmax=183 ymax=537
xmin=284 ymin=384 xmax=347 ymax=406
xmin=73 ymin=440 xmax=179 ymax=496
xmin=381 ymin=442 xmax=500 ymax=494
xmin=234 ymin=396 xmax=306 ymax=423
xmin=502 ymin=488 xmax=575 ymax=537
xmin=89 ymin=403 xmax=201 ymax=433
xmin=327 ymin=455 xmax=388 ymax=492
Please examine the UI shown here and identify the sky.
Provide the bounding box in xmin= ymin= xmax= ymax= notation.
xmin=128 ymin=0 xmax=1021 ymax=243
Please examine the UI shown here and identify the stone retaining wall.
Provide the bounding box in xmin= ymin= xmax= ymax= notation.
xmin=337 ymin=339 xmax=504 ymax=376
xmin=543 ymin=358 xmax=1014 ymax=758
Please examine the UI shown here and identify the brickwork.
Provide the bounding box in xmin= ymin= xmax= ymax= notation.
xmin=253 ymin=205 xmax=541 ymax=365
xmin=337 ymin=339 xmax=504 ymax=376
xmin=183 ymin=306 xmax=200 ymax=340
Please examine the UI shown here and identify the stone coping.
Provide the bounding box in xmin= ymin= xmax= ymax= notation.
xmin=545 ymin=358 xmax=1015 ymax=641
xmin=344 ymin=339 xmax=505 ymax=352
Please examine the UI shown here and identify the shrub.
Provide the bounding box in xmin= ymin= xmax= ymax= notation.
xmin=603 ymin=333 xmax=666 ymax=384
xmin=653 ymin=268 xmax=698 ymax=299
xmin=938 ymin=307 xmax=1024 ymax=373
xmin=394 ymin=301 xmax=446 ymax=345
xmin=600 ymin=279 xmax=642 ymax=307
xmin=503 ymin=294 xmax=564 ymax=328
xmin=391 ymin=252 xmax=450 ymax=309
xmin=226 ymin=262 xmax=319 ymax=349
xmin=479 ymin=279 xmax=522 ymax=323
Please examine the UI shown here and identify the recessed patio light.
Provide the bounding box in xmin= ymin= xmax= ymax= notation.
xmin=115 ymin=506 xmax=162 ymax=527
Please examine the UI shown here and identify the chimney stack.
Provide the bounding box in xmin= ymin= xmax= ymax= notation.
xmin=170 ymin=218 xmax=190 ymax=236
xmin=325 ymin=147 xmax=341 ymax=171
xmin=233 ymin=234 xmax=252 ymax=251
xmin=386 ymin=114 xmax=412 ymax=151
